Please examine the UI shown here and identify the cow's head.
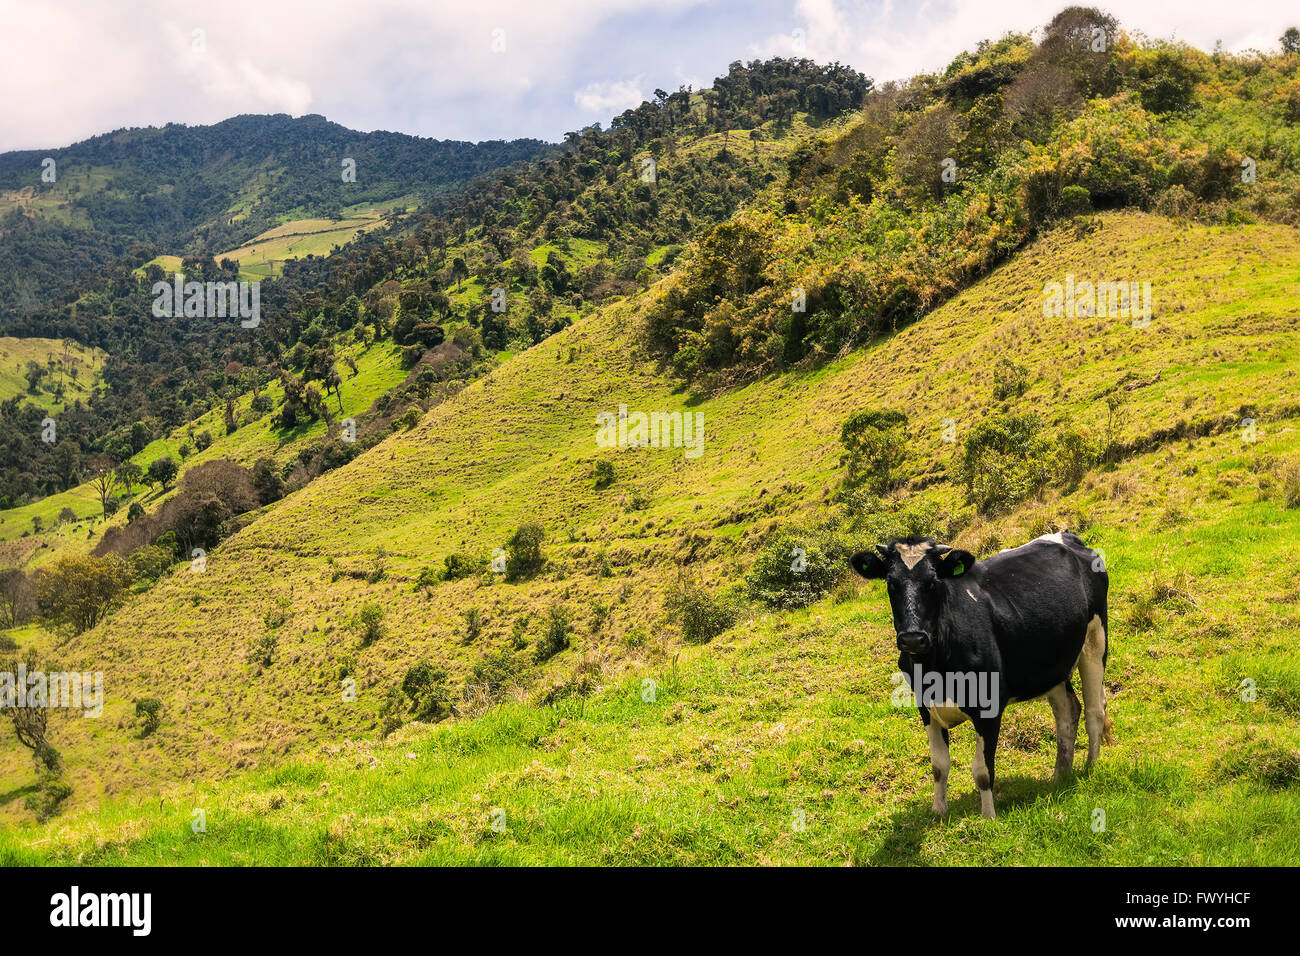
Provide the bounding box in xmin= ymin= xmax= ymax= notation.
xmin=849 ymin=537 xmax=975 ymax=656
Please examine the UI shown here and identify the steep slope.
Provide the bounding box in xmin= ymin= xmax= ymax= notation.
xmin=6 ymin=212 xmax=1300 ymax=866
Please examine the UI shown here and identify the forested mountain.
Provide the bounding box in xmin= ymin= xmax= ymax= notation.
xmin=0 ymin=58 xmax=870 ymax=509
xmin=0 ymin=113 xmax=550 ymax=318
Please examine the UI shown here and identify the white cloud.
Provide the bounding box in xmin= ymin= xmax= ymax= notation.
xmin=574 ymin=77 xmax=645 ymax=114
xmin=1 ymin=0 xmax=1297 ymax=150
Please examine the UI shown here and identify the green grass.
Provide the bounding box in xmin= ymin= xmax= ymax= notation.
xmin=0 ymin=336 xmax=105 ymax=410
xmin=4 ymin=212 xmax=1300 ymax=863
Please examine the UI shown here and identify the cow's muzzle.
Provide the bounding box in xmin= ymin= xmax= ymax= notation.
xmin=896 ymin=631 xmax=931 ymax=655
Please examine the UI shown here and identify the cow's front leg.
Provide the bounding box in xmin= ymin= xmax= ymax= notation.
xmin=922 ymin=710 xmax=950 ymax=815
xmin=971 ymin=715 xmax=1002 ymax=819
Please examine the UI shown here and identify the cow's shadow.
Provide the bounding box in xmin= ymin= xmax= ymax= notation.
xmin=869 ymin=771 xmax=1081 ymax=865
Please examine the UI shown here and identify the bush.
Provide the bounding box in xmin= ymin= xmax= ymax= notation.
xmin=534 ymin=604 xmax=571 ymax=662
xmin=126 ymin=545 xmax=174 ymax=589
xmin=664 ymin=573 xmax=740 ymax=643
xmin=745 ymin=529 xmax=851 ymax=609
xmin=248 ymin=632 xmax=278 ymax=669
xmin=25 ymin=776 xmax=72 ymax=823
xmin=593 ymin=459 xmax=616 ymax=490
xmin=992 ymin=359 xmax=1030 ymax=401
xmin=350 ymin=603 xmax=385 ymax=645
xmin=401 ymin=661 xmax=451 ymax=721
xmin=840 ymin=410 xmax=907 ymax=493
xmin=135 ymin=698 xmax=162 ymax=736
xmin=1059 ymin=184 xmax=1092 ymax=216
xmin=440 ymin=552 xmax=484 ymax=581
xmin=958 ymin=414 xmax=1052 ymax=514
xmin=147 ymin=456 xmax=179 ymax=490
xmin=505 ymin=523 xmax=546 ymax=580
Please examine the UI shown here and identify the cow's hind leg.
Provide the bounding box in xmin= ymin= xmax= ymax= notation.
xmin=971 ymin=715 xmax=1002 ymax=819
xmin=923 ymin=715 xmax=950 ymax=815
xmin=1078 ymin=614 xmax=1109 ymax=767
xmin=1045 ymin=681 xmax=1081 ymax=778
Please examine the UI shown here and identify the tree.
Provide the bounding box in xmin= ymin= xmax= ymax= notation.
xmin=1 ymin=649 xmax=61 ymax=773
xmin=450 ymin=256 xmax=469 ymax=292
xmin=0 ymin=568 xmax=35 ymax=627
xmin=147 ymin=456 xmax=179 ymax=491
xmin=87 ymin=459 xmax=120 ymax=519
xmin=115 ymin=461 xmax=143 ymax=491
xmin=1283 ymin=27 xmax=1300 ymax=54
xmin=35 ymin=553 xmax=129 ymax=636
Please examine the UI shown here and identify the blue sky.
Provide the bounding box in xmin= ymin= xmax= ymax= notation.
xmin=1 ymin=0 xmax=1297 ymax=151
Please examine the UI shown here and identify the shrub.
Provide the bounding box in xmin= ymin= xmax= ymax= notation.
xmin=248 ymin=632 xmax=278 ymax=669
xmin=401 ymin=661 xmax=451 ymax=721
xmin=350 ymin=603 xmax=385 ymax=645
xmin=147 ymin=456 xmax=179 ymax=490
xmin=0 ymin=568 xmax=35 ymax=627
xmin=745 ymin=529 xmax=851 ymax=609
xmin=840 ymin=410 xmax=907 ymax=493
xmin=958 ymin=414 xmax=1052 ymax=514
xmin=1059 ymin=184 xmax=1092 ymax=216
xmin=593 ymin=459 xmax=616 ymax=490
xmin=251 ymin=457 xmax=285 ymax=505
xmin=505 ymin=523 xmax=546 ymax=580
xmin=440 ymin=552 xmax=484 ymax=581
xmin=992 ymin=359 xmax=1030 ymax=401
xmin=127 ymin=545 xmax=174 ymax=589
xmin=135 ymin=698 xmax=162 ymax=736
xmin=1280 ymin=457 xmax=1300 ymax=509
xmin=534 ymin=604 xmax=571 ymax=662
xmin=25 ymin=776 xmax=72 ymax=823
xmin=664 ymin=574 xmax=740 ymax=643
xmin=463 ymin=607 xmax=483 ymax=643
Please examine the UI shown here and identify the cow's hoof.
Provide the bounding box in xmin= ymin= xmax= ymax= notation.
xmin=931 ymin=801 xmax=948 ymax=816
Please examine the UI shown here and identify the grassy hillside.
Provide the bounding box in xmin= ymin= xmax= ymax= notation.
xmin=0 ymin=338 xmax=409 ymax=557
xmin=0 ymin=336 xmax=104 ymax=410
xmin=6 ymin=211 xmax=1300 ymax=863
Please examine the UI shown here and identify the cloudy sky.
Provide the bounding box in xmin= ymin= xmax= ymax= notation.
xmin=1 ymin=0 xmax=1296 ymax=151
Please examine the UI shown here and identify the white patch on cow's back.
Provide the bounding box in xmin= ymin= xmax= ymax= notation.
xmin=895 ymin=541 xmax=931 ymax=569
xmin=999 ymin=531 xmax=1067 ymax=554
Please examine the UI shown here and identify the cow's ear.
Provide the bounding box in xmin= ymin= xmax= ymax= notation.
xmin=936 ymin=548 xmax=975 ymax=578
xmin=850 ymin=549 xmax=888 ymax=579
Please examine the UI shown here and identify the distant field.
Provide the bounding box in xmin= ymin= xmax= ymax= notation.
xmin=0 ymin=336 xmax=105 ymax=411
xmin=219 ymin=208 xmax=398 ymax=280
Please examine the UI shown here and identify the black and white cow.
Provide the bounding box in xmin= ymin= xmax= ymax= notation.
xmin=850 ymin=531 xmax=1111 ymax=819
